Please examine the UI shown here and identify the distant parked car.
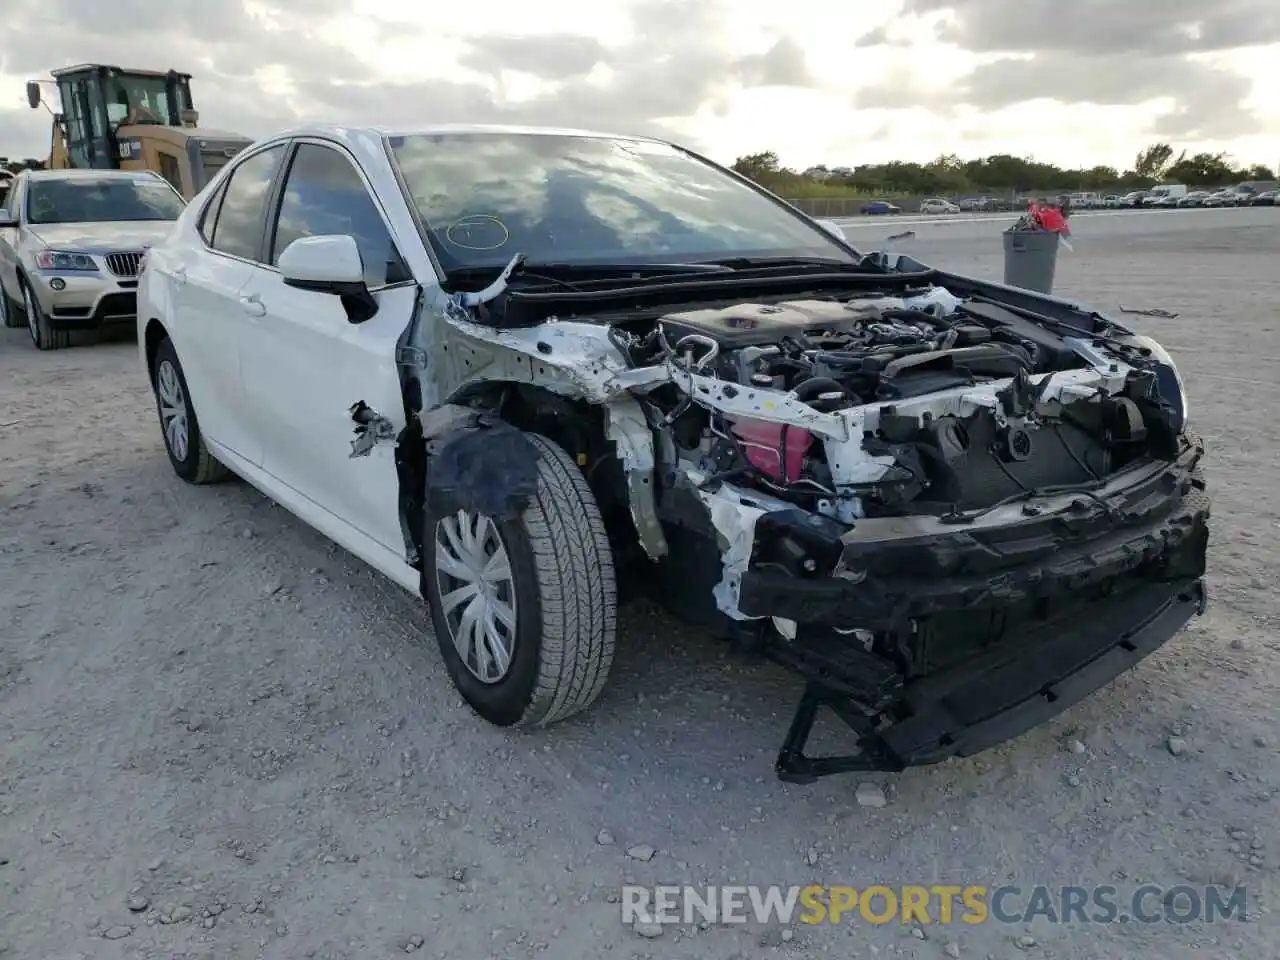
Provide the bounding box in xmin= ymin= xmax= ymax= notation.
xmin=919 ymin=198 xmax=960 ymax=214
xmin=1202 ymin=190 xmax=1233 ymax=207
xmin=859 ymin=200 xmax=901 ymax=215
xmin=1248 ymin=190 xmax=1276 ymax=206
xmin=0 ymin=168 xmax=187 ymax=349
xmin=1229 ymin=181 xmax=1279 ymax=206
xmin=1176 ymin=191 xmax=1211 ymax=208
xmin=1103 ymin=195 xmax=1121 ymax=208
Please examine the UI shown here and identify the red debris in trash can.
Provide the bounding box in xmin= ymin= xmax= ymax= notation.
xmin=1026 ymin=202 xmax=1070 ymax=236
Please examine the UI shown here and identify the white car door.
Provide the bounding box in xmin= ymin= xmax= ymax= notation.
xmin=166 ymin=143 xmax=289 ymax=468
xmin=236 ymin=139 xmax=414 ymax=557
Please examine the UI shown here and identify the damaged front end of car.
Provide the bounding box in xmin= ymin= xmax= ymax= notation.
xmin=395 ymin=251 xmax=1209 ymax=783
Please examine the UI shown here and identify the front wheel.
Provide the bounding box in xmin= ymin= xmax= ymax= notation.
xmin=23 ymin=281 xmax=70 ymax=350
xmin=424 ymin=433 xmax=618 ymax=728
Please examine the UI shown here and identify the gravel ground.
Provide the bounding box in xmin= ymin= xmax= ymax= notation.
xmin=1 ymin=207 xmax=1277 ymax=960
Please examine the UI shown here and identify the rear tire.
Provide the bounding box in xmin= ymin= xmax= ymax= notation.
xmin=22 ymin=280 xmax=70 ymax=350
xmin=424 ymin=433 xmax=617 ymax=728
xmin=151 ymin=337 xmax=231 ymax=484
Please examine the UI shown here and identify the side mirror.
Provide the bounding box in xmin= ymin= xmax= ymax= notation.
xmin=278 ymin=234 xmax=378 ymax=324
xmin=26 ymin=82 xmax=41 ymax=110
xmin=816 ymin=218 xmax=845 ymax=241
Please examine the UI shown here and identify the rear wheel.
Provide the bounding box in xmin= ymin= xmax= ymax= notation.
xmin=151 ymin=337 xmax=230 ymax=484
xmin=424 ymin=433 xmax=617 ymax=728
xmin=23 ymin=281 xmax=70 ymax=350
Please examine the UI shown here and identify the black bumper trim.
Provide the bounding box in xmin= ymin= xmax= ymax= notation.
xmin=739 ymin=478 xmax=1208 ymax=628
xmin=881 ymin=577 xmax=1204 ymax=765
xmin=774 ymin=577 xmax=1205 ymax=781
xmin=49 ymin=291 xmax=138 ymax=330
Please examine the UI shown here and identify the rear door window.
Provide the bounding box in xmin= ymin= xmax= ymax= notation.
xmin=198 ymin=180 xmax=228 ymax=246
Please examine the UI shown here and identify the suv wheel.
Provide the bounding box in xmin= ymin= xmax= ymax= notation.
xmin=23 ymin=281 xmax=70 ymax=350
xmin=424 ymin=433 xmax=617 ymax=728
xmin=151 ymin=337 xmax=231 ymax=484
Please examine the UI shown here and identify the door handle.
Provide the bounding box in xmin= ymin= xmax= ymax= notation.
xmin=239 ymin=293 xmax=266 ymax=318
xmin=171 ymin=265 xmax=187 ymax=286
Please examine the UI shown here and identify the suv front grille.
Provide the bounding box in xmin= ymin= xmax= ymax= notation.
xmin=105 ymin=252 xmax=144 ymax=277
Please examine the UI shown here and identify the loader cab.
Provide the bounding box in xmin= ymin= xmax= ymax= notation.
xmin=44 ymin=65 xmax=190 ymax=169
xmin=30 ymin=64 xmax=249 ymax=200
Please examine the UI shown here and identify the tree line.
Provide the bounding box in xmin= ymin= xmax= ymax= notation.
xmin=732 ymin=143 xmax=1278 ymax=198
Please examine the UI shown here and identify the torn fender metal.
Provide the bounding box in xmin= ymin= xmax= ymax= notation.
xmin=605 ymin=395 xmax=668 ymax=560
xmin=408 ymin=303 xmax=671 ymax=559
xmin=688 ymin=472 xmax=795 ymax=621
xmin=434 ymin=313 xmax=669 ymax=405
xmin=348 ymin=400 xmax=397 ymax=458
xmin=457 ymin=252 xmax=525 ymax=308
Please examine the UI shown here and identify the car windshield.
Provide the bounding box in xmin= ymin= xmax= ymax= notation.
xmin=25 ymin=178 xmax=185 ymax=225
xmin=386 ymin=132 xmax=856 ymax=273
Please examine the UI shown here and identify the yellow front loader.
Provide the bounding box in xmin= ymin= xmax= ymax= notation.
xmin=27 ymin=63 xmax=251 ymax=200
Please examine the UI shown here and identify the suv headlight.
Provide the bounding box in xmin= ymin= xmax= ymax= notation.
xmin=35 ymin=250 xmax=98 ymax=271
xmin=1124 ymin=334 xmax=1190 ymax=432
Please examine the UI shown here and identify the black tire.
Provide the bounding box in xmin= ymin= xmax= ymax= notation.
xmin=1 ymin=285 xmax=20 ymax=328
xmin=150 ymin=337 xmax=231 ymax=484
xmin=424 ymin=433 xmax=617 ymax=728
xmin=21 ymin=279 xmax=70 ymax=350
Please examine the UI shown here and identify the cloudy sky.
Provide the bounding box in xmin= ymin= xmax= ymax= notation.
xmin=1 ymin=0 xmax=1277 ymax=172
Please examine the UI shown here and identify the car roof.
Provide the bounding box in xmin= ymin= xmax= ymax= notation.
xmin=262 ymin=122 xmax=666 ymax=147
xmin=234 ymin=123 xmax=687 ymax=180
xmin=25 ymin=168 xmax=163 ymax=182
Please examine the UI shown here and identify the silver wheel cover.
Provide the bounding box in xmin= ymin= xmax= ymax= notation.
xmin=434 ymin=511 xmax=518 ymax=683
xmin=156 ymin=359 xmax=190 ymax=462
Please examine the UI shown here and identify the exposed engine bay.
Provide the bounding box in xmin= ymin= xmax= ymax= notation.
xmin=603 ymin=283 xmax=1183 ymax=527
xmin=413 ymin=254 xmax=1206 ymax=781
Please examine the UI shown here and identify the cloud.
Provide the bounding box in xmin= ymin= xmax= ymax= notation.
xmin=892 ymin=0 xmax=1280 ymax=56
xmin=733 ymin=37 xmax=816 ymax=88
xmin=0 ymin=0 xmax=814 ymax=160
xmin=460 ymin=34 xmax=607 ymax=81
xmin=850 ymin=1 xmax=1268 ymax=140
xmin=0 ymin=0 xmax=1273 ymax=170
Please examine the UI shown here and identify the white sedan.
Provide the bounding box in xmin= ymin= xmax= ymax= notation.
xmin=919 ymin=198 xmax=960 ymax=214
xmin=136 ymin=123 xmax=1208 ymax=781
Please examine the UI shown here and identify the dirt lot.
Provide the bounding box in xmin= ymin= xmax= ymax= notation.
xmin=1 ymin=208 xmax=1277 ymax=960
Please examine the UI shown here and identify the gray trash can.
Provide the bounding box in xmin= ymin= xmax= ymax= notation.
xmin=1002 ymin=229 xmax=1060 ymax=294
